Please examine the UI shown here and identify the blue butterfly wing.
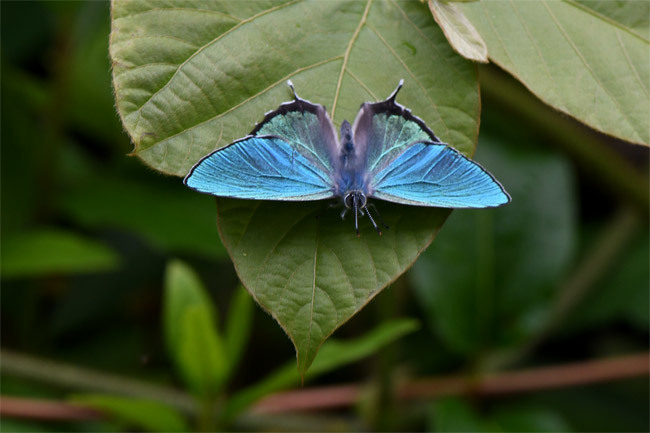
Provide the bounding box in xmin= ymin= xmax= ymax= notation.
xmin=185 ymin=84 xmax=339 ymax=201
xmin=371 ymin=141 xmax=510 ymax=208
xmin=184 ymin=135 xmax=334 ymax=201
xmin=251 ymin=87 xmax=339 ymax=176
xmin=351 ymin=81 xmax=441 ymax=177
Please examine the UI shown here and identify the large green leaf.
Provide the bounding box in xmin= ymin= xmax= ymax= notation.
xmin=411 ymin=137 xmax=576 ymax=356
xmin=110 ymin=0 xmax=479 ymax=375
xmin=460 ymin=0 xmax=649 ymax=145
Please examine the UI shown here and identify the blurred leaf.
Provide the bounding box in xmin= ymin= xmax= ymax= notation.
xmin=0 ymin=419 xmax=59 ymax=433
xmin=1 ymin=229 xmax=119 ymax=279
xmin=60 ymin=174 xmax=228 ymax=260
xmin=164 ymin=260 xmax=228 ymax=397
xmin=71 ymin=394 xmax=189 ymax=432
xmin=411 ymin=138 xmax=576 ymax=356
xmin=524 ymin=382 xmax=649 ymax=432
xmin=67 ymin=2 xmax=127 ymax=146
xmin=224 ymin=285 xmax=254 ymax=376
xmin=563 ymin=233 xmax=649 ymax=333
xmin=1 ymin=66 xmax=50 ymax=233
xmin=430 ymin=398 xmax=572 ymax=432
xmin=492 ymin=406 xmax=572 ymax=432
xmin=428 ymin=0 xmax=488 ymax=62
xmin=222 ymin=318 xmax=419 ymax=421
xmin=461 ymin=1 xmax=650 ymax=145
xmin=430 ymin=397 xmax=486 ymax=432
xmin=0 ymin=1 xmax=54 ymax=66
xmin=110 ymin=0 xmax=478 ymax=376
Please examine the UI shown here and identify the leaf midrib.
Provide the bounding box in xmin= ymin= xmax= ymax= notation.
xmin=331 ymin=0 xmax=373 ymax=119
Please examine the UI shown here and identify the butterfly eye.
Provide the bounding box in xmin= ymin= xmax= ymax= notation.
xmin=344 ymin=193 xmax=354 ymax=209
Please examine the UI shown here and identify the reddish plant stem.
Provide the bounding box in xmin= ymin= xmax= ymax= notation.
xmin=2 ymin=353 xmax=648 ymax=421
xmin=253 ymin=352 xmax=649 ymax=413
xmin=1 ymin=397 xmax=101 ymax=421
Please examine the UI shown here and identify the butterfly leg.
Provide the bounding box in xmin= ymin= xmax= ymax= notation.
xmin=340 ymin=208 xmax=348 ymax=220
xmin=367 ymin=203 xmax=389 ymax=230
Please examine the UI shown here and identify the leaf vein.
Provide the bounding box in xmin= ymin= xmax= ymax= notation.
xmin=331 ymin=0 xmax=373 ymax=119
xmin=139 ymin=56 xmax=343 ymax=159
xmin=128 ymin=0 xmax=300 ymax=119
xmin=542 ymin=1 xmax=643 ymax=142
xmin=366 ymin=23 xmax=451 ymax=139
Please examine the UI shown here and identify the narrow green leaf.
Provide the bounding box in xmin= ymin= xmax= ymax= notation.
xmin=164 ymin=260 xmax=228 ymax=397
xmin=460 ymin=0 xmax=650 ymax=145
xmin=428 ymin=0 xmax=488 ymax=62
xmin=222 ymin=318 xmax=419 ymax=420
xmin=71 ymin=394 xmax=189 ymax=432
xmin=111 ymin=0 xmax=478 ymax=376
xmin=1 ymin=229 xmax=118 ymax=279
xmin=223 ymin=285 xmax=254 ymax=375
xmin=308 ymin=318 xmax=419 ymax=375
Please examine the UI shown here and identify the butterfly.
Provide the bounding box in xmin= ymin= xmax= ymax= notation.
xmin=184 ymin=80 xmax=510 ymax=235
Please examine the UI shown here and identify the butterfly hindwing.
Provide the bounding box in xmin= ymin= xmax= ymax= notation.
xmin=184 ymin=135 xmax=334 ymax=201
xmin=251 ymin=84 xmax=339 ymax=176
xmin=352 ymin=80 xmax=441 ymax=176
xmin=371 ymin=141 xmax=510 ymax=208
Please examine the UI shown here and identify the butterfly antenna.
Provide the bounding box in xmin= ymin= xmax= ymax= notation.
xmin=287 ymin=80 xmax=299 ymax=100
xmin=364 ymin=206 xmax=382 ymax=236
xmin=368 ymin=203 xmax=389 ymax=230
xmin=387 ymin=79 xmax=404 ymax=102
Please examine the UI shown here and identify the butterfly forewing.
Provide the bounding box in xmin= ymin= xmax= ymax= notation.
xmin=184 ymin=136 xmax=334 ymax=201
xmin=371 ymin=141 xmax=510 ymax=208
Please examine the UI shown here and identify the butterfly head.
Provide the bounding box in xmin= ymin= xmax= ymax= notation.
xmin=342 ymin=190 xmax=387 ymax=237
xmin=343 ymin=190 xmax=367 ymax=210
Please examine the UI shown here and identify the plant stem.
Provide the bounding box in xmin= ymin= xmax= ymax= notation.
xmin=0 ymin=349 xmax=195 ymax=414
xmin=5 ymin=353 xmax=646 ymax=419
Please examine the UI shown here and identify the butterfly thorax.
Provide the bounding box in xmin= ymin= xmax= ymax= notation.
xmin=336 ymin=119 xmax=370 ymax=199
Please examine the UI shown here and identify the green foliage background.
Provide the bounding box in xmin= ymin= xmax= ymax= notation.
xmin=1 ymin=1 xmax=648 ymax=432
